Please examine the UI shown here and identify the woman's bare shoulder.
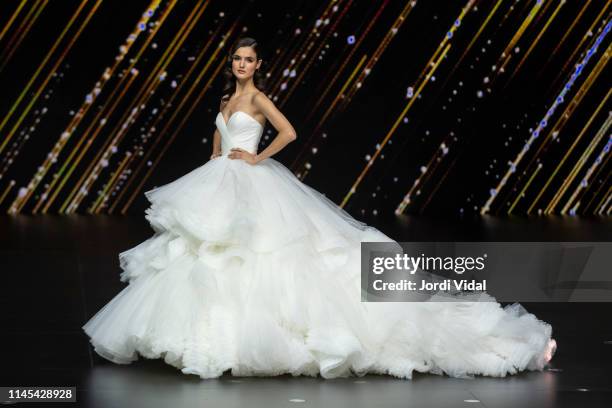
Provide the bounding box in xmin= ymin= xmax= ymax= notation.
xmin=246 ymin=91 xmax=269 ymax=118
xmin=252 ymin=90 xmax=270 ymax=103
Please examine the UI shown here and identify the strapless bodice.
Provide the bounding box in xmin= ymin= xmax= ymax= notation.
xmin=215 ymin=111 xmax=264 ymax=156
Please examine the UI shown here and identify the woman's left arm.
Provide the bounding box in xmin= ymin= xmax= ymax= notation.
xmin=228 ymin=92 xmax=297 ymax=164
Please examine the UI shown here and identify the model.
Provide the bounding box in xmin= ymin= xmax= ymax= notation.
xmin=82 ymin=37 xmax=556 ymax=380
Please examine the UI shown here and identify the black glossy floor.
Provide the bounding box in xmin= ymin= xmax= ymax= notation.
xmin=1 ymin=214 xmax=611 ymax=408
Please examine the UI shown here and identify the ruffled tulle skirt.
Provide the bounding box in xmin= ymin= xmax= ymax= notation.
xmin=82 ymin=156 xmax=555 ymax=379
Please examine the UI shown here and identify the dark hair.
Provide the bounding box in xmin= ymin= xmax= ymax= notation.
xmin=221 ymin=37 xmax=267 ymax=102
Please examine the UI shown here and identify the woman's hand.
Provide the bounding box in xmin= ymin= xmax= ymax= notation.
xmin=210 ymin=151 xmax=222 ymax=160
xmin=228 ymin=148 xmax=260 ymax=165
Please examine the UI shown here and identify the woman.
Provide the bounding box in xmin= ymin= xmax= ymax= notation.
xmin=82 ymin=37 xmax=556 ymax=380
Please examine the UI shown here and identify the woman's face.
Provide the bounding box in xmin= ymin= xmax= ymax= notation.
xmin=231 ymin=46 xmax=260 ymax=80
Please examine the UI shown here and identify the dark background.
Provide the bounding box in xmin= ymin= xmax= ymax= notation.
xmin=0 ymin=0 xmax=609 ymax=217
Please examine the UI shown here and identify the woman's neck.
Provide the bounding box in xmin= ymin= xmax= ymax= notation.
xmin=233 ymin=79 xmax=258 ymax=96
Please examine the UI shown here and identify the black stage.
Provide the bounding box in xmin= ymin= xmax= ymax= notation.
xmin=1 ymin=215 xmax=611 ymax=407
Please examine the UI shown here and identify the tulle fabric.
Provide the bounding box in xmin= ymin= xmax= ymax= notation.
xmin=82 ymin=154 xmax=554 ymax=379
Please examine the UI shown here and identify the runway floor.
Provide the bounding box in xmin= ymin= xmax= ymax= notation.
xmin=1 ymin=214 xmax=611 ymax=407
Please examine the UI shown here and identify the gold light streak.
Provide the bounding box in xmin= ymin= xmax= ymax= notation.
xmin=395 ymin=0 xmax=501 ymax=214
xmin=267 ymin=0 xmax=339 ymax=97
xmin=56 ymin=0 xmax=183 ymax=213
xmin=505 ymin=0 xmax=565 ymax=86
xmin=276 ymin=1 xmax=354 ymax=104
xmin=536 ymin=46 xmax=611 ymax=215
xmin=583 ymin=156 xmax=610 ymax=213
xmin=264 ymin=0 xmax=341 ymax=95
xmin=507 ymin=6 xmax=608 ymax=200
xmin=339 ymin=4 xmax=413 ymax=108
xmin=525 ymin=74 xmax=610 ymax=215
xmin=496 ymin=72 xmax=589 ymax=212
xmin=343 ymin=44 xmax=450 ymax=209
xmin=536 ymin=0 xmax=592 ymax=77
xmin=418 ymin=155 xmax=459 ymax=214
xmin=271 ymin=39 xmax=330 ymax=101
xmin=546 ymin=3 xmax=610 ymax=96
xmin=305 ymin=0 xmax=392 ymax=119
xmin=8 ymin=1 xmax=108 ymax=213
xmin=392 ymin=0 xmax=480 ymax=214
xmin=561 ymin=138 xmax=610 ymax=215
xmin=554 ymin=114 xmax=610 ymax=214
xmin=257 ymin=2 xmax=333 ymax=101
xmin=322 ymin=53 xmax=367 ymax=117
xmin=494 ymin=19 xmax=608 ymax=213
xmin=292 ymin=1 xmax=416 ymax=173
xmin=39 ymin=71 xmax=141 ymax=214
xmin=294 ymin=53 xmax=367 ymax=179
xmin=0 ymin=0 xmax=28 ymax=42
xmin=14 ymin=0 xmax=167 ymax=213
xmin=104 ymin=48 xmax=224 ymax=212
xmin=401 ymin=0 xmax=503 ymax=112
xmin=320 ymin=0 xmax=466 ymax=190
xmin=497 ymin=0 xmax=545 ymax=74
xmin=0 ymin=0 xmax=48 ymax=73
xmin=508 ymin=163 xmax=542 ymax=214
xmin=59 ymin=0 xmax=204 ymax=214
xmin=119 ymin=42 xmax=233 ymax=214
xmin=100 ymin=23 xmax=229 ymax=214
xmin=269 ymin=1 xmax=340 ymax=93
xmin=65 ymin=0 xmax=207 ymax=214
xmin=108 ymin=25 xmax=227 ymax=213
xmin=596 ymin=186 xmax=611 ymax=214
xmin=3 ymin=1 xmax=607 ymax=217
xmin=88 ymin=150 xmax=131 ymax=213
xmin=0 ymin=0 xmax=97 ymax=155
xmin=397 ymin=1 xmax=509 ymax=214
xmin=21 ymin=0 xmax=173 ymax=213
xmin=484 ymin=35 xmax=610 ymax=216
xmin=116 ymin=10 xmax=248 ymax=214
xmin=525 ymin=0 xmax=555 ymax=28
xmin=0 ymin=180 xmax=15 ymax=206
xmin=403 ymin=140 xmax=455 ymax=215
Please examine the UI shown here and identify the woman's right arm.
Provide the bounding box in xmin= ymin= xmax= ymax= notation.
xmin=210 ymin=129 xmax=221 ymax=159
xmin=210 ymin=99 xmax=225 ymax=160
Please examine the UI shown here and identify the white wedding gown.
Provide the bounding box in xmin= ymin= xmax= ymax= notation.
xmin=82 ymin=110 xmax=556 ymax=379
